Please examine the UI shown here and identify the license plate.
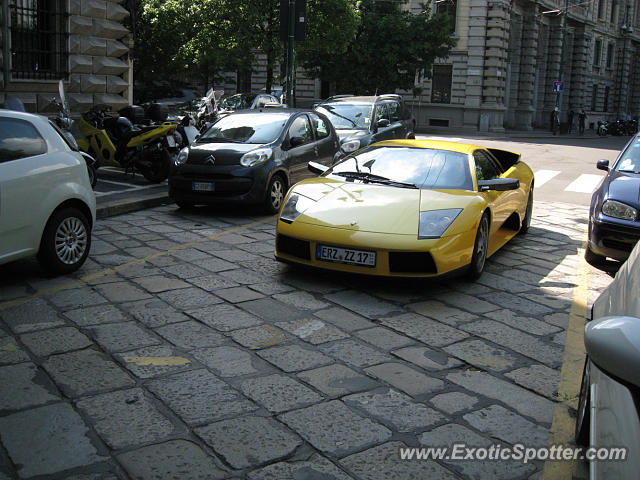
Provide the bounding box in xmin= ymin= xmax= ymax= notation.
xmin=166 ymin=134 xmax=176 ymax=147
xmin=192 ymin=182 xmax=214 ymax=192
xmin=316 ymin=244 xmax=376 ymax=267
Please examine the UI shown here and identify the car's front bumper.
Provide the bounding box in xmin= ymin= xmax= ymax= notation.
xmin=168 ymin=164 xmax=268 ymax=206
xmin=274 ymin=220 xmax=476 ymax=277
xmin=588 ymin=213 xmax=640 ymax=261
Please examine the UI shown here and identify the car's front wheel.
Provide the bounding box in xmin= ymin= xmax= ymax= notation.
xmin=265 ymin=174 xmax=285 ymax=214
xmin=467 ymin=212 xmax=489 ymax=280
xmin=519 ymin=186 xmax=534 ymax=234
xmin=38 ymin=207 xmax=91 ymax=274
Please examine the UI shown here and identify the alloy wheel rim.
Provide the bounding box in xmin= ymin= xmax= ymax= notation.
xmin=54 ymin=217 xmax=88 ymax=264
xmin=476 ymin=218 xmax=488 ymax=270
xmin=271 ymin=180 xmax=284 ymax=209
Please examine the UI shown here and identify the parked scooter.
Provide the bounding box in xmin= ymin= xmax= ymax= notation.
xmin=196 ymin=89 xmax=224 ymax=132
xmin=597 ymin=120 xmax=608 ymax=136
xmin=76 ymin=103 xmax=178 ymax=183
xmin=45 ymin=81 xmax=98 ymax=187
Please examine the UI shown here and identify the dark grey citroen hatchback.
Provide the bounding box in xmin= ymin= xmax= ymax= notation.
xmin=169 ymin=109 xmax=341 ymax=213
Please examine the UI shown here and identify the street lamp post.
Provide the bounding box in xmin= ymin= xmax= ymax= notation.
xmin=555 ymin=0 xmax=570 ymax=113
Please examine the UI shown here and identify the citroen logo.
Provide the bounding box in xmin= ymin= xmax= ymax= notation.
xmin=204 ymin=155 xmax=215 ymax=166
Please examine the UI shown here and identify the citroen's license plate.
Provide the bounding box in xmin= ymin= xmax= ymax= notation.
xmin=316 ymin=244 xmax=376 ymax=267
xmin=166 ymin=134 xmax=176 ymax=147
xmin=192 ymin=182 xmax=214 ymax=192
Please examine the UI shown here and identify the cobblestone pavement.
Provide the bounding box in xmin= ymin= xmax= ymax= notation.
xmin=0 ymin=200 xmax=615 ymax=480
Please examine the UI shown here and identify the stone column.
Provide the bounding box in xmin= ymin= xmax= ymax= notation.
xmin=569 ymin=28 xmax=590 ymax=111
xmin=514 ymin=10 xmax=539 ymax=129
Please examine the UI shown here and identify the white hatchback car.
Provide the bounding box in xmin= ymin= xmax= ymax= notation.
xmin=0 ymin=109 xmax=96 ymax=274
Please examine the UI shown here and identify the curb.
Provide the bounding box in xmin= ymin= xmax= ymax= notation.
xmin=96 ymin=192 xmax=171 ymax=219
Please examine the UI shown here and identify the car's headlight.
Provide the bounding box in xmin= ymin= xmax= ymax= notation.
xmin=341 ymin=139 xmax=360 ymax=153
xmin=280 ymin=193 xmax=315 ymax=223
xmin=602 ymin=200 xmax=637 ymax=221
xmin=418 ymin=209 xmax=462 ymax=239
xmin=175 ymin=147 xmax=189 ymax=166
xmin=240 ymin=147 xmax=273 ymax=167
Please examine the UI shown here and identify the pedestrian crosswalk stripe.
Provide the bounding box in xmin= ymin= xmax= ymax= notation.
xmin=564 ymin=174 xmax=604 ymax=193
xmin=533 ymin=170 xmax=561 ymax=187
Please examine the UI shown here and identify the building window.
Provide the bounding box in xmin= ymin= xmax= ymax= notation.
xmin=9 ymin=0 xmax=69 ymax=80
xmin=606 ymin=42 xmax=614 ymax=68
xmin=431 ymin=65 xmax=452 ymax=104
xmin=435 ymin=0 xmax=457 ymax=34
xmin=593 ymin=39 xmax=602 ymax=66
xmin=591 ymin=84 xmax=599 ymax=111
xmin=610 ymin=0 xmax=617 ymax=23
xmin=603 ymin=86 xmax=610 ymax=111
xmin=597 ymin=0 xmax=605 ymax=19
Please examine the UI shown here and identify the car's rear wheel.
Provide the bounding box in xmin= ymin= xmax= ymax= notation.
xmin=467 ymin=212 xmax=489 ymax=280
xmin=38 ymin=207 xmax=91 ymax=275
xmin=519 ymin=186 xmax=533 ymax=234
xmin=575 ymin=360 xmax=590 ymax=446
xmin=265 ymin=174 xmax=285 ymax=214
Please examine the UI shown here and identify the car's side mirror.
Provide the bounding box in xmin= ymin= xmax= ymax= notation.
xmin=477 ymin=178 xmax=520 ymax=191
xmin=308 ymin=161 xmax=329 ymax=175
xmin=585 ymin=316 xmax=640 ymax=388
xmin=597 ymin=159 xmax=610 ymax=171
xmin=376 ymin=118 xmax=391 ymax=128
xmin=289 ymin=136 xmax=306 ymax=148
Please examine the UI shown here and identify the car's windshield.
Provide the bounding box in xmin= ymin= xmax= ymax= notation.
xmin=198 ymin=113 xmax=288 ymax=144
xmin=219 ymin=94 xmax=256 ymax=110
xmin=615 ymin=138 xmax=640 ymax=173
xmin=316 ymin=103 xmax=373 ymax=129
xmin=327 ymin=146 xmax=473 ymax=190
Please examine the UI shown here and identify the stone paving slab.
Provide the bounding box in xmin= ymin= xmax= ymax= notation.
xmin=0 ymin=200 xmax=615 ymax=479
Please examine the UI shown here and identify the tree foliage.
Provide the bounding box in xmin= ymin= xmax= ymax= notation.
xmin=299 ymin=0 xmax=455 ymax=95
xmin=134 ymin=0 xmax=454 ymax=96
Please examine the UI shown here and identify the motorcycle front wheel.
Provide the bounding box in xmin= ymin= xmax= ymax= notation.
xmin=139 ymin=147 xmax=171 ymax=183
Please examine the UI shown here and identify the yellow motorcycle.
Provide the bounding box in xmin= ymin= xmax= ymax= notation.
xmin=76 ymin=105 xmax=179 ymax=183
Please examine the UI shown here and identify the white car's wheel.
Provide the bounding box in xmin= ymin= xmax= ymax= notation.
xmin=38 ymin=207 xmax=91 ymax=274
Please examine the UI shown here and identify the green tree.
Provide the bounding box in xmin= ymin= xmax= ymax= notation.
xmin=300 ymin=0 xmax=455 ymax=95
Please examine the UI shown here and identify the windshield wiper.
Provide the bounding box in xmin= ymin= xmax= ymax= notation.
xmin=324 ymin=107 xmax=358 ymax=128
xmin=334 ymin=171 xmax=418 ymax=189
xmin=198 ymin=137 xmax=242 ymax=143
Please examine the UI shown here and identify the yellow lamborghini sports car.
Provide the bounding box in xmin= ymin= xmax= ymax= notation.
xmin=274 ymin=139 xmax=534 ymax=279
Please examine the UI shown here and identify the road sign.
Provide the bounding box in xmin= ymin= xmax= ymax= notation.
xmin=553 ymin=81 xmax=564 ymax=92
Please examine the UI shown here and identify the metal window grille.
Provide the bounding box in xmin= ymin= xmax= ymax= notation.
xmin=9 ymin=0 xmax=68 ymax=80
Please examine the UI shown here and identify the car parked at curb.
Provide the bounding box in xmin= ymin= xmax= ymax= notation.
xmin=585 ymin=133 xmax=640 ymax=265
xmin=169 ymin=109 xmax=341 ymax=213
xmin=576 ymin=240 xmax=640 ymax=478
xmin=0 ymin=109 xmax=96 ymax=274
xmin=314 ymin=94 xmax=415 ymax=155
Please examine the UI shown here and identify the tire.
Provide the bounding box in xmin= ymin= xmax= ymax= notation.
xmin=519 ymin=186 xmax=533 ymax=234
xmin=140 ymin=147 xmax=170 ymax=183
xmin=575 ymin=360 xmax=590 ymax=446
xmin=174 ymin=198 xmax=194 ymax=209
xmin=264 ymin=174 xmax=286 ymax=214
xmin=38 ymin=207 xmax=91 ymax=275
xmin=584 ymin=243 xmax=606 ymax=266
xmin=467 ymin=212 xmax=489 ymax=280
xmin=87 ymin=164 xmax=98 ymax=188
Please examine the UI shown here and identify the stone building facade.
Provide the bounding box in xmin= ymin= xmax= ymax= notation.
xmin=0 ymin=0 xmax=132 ymax=114
xmin=400 ymin=0 xmax=640 ymax=132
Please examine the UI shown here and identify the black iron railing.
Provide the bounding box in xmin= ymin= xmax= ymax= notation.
xmin=9 ymin=0 xmax=68 ymax=80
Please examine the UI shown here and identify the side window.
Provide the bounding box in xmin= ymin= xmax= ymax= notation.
xmin=387 ymin=102 xmax=400 ymax=122
xmin=375 ymin=103 xmax=389 ymax=122
xmin=0 ymin=117 xmax=47 ymax=163
xmin=473 ymin=150 xmax=501 ymax=182
xmin=310 ymin=113 xmax=330 ymax=140
xmin=287 ymin=115 xmax=313 ymax=145
xmin=255 ymin=96 xmax=268 ymax=108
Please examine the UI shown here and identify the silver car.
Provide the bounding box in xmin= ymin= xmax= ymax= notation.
xmin=576 ymin=240 xmax=640 ymax=477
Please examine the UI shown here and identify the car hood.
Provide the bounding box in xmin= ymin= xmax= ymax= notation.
xmin=604 ymin=172 xmax=640 ymax=207
xmin=291 ymin=179 xmax=478 ymax=235
xmin=187 ymin=142 xmax=265 ymax=166
xmin=336 ymin=129 xmax=369 ymax=143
